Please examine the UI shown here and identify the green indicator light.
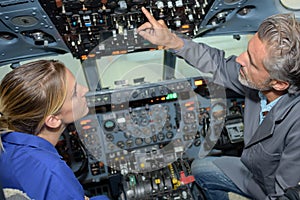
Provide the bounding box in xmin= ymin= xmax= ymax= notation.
xmin=129 ymin=175 xmax=136 ymax=186
xmin=166 ymin=93 xmax=178 ymax=100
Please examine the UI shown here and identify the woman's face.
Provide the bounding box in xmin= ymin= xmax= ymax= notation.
xmin=59 ymin=68 xmax=89 ymax=124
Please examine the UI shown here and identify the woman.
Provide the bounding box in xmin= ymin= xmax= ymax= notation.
xmin=0 ymin=60 xmax=108 ymax=200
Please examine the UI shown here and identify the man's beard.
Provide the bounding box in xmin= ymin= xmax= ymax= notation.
xmin=238 ymin=72 xmax=272 ymax=91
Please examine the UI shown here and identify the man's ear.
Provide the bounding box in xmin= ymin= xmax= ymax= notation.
xmin=271 ymin=79 xmax=290 ymax=91
xmin=44 ymin=115 xmax=62 ymax=129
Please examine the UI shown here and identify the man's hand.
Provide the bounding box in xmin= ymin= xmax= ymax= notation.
xmin=137 ymin=7 xmax=184 ymax=50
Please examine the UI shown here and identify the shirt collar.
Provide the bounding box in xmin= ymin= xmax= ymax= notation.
xmin=258 ymin=91 xmax=283 ymax=124
xmin=1 ymin=132 xmax=58 ymax=155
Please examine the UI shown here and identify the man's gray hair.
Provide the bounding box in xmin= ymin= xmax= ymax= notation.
xmin=258 ymin=13 xmax=300 ymax=94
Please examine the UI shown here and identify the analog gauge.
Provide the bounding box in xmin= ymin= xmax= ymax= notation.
xmin=124 ymin=131 xmax=132 ymax=138
xmin=141 ymin=127 xmax=151 ymax=137
xmin=183 ymin=125 xmax=189 ymax=133
xmin=183 ymin=111 xmax=196 ymax=124
xmin=104 ymin=120 xmax=116 ymax=131
xmin=106 ymin=133 xmax=114 ymax=142
xmin=140 ymin=116 xmax=149 ymax=126
xmin=144 ymin=137 xmax=152 ymax=144
xmin=157 ymin=132 xmax=165 ymax=141
xmin=166 ymin=131 xmax=174 ymax=139
xmin=117 ymin=141 xmax=125 ymax=149
xmin=126 ymin=139 xmax=134 ymax=148
xmin=135 ymin=138 xmax=143 ymax=145
xmin=108 ymin=143 xmax=115 ymax=150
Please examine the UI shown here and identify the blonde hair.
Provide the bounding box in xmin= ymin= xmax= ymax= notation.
xmin=0 ymin=60 xmax=68 ymax=150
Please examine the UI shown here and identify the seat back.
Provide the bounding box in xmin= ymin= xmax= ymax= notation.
xmin=3 ymin=189 xmax=30 ymax=200
xmin=0 ymin=185 xmax=31 ymax=200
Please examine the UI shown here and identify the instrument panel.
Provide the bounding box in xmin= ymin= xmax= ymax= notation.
xmin=1 ymin=0 xmax=297 ymax=199
xmin=77 ymin=77 xmax=202 ymax=173
xmin=0 ymin=0 xmax=294 ymax=65
xmin=57 ymin=75 xmax=245 ymax=199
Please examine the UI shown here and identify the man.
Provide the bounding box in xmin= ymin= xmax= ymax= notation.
xmin=137 ymin=7 xmax=300 ymax=200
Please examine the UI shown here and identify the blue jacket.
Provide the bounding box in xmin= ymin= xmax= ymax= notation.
xmin=0 ymin=131 xmax=109 ymax=200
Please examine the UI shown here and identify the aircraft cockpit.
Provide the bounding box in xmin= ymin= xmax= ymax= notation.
xmin=0 ymin=0 xmax=299 ymax=199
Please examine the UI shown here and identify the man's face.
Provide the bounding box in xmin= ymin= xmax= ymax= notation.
xmin=236 ymin=33 xmax=273 ymax=91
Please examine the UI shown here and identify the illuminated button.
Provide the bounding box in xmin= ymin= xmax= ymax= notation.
xmin=194 ymin=79 xmax=203 ymax=86
xmin=80 ymin=119 xmax=92 ymax=125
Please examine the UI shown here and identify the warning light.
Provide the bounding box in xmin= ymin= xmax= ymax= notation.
xmin=81 ymin=55 xmax=88 ymax=60
xmin=88 ymin=54 xmax=96 ymax=58
xmin=181 ymin=24 xmax=190 ymax=29
xmin=194 ymin=79 xmax=204 ymax=86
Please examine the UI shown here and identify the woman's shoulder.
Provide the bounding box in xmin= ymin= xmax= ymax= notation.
xmin=1 ymin=132 xmax=62 ymax=168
